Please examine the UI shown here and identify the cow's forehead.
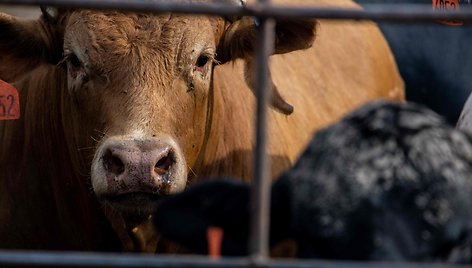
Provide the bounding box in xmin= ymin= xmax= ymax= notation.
xmin=66 ymin=11 xmax=215 ymax=49
xmin=64 ymin=10 xmax=218 ymax=74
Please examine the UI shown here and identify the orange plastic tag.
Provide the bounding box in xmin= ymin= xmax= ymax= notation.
xmin=432 ymin=0 xmax=464 ymax=26
xmin=0 ymin=80 xmax=20 ymax=120
xmin=207 ymin=227 xmax=223 ymax=260
xmin=433 ymin=0 xmax=460 ymax=9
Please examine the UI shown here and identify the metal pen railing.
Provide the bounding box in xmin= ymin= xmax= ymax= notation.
xmin=250 ymin=0 xmax=274 ymax=263
xmin=0 ymin=250 xmax=468 ymax=268
xmin=0 ymin=0 xmax=472 ymax=267
xmin=3 ymin=1 xmax=472 ymax=22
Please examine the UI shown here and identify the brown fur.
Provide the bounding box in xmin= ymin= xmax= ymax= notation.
xmin=0 ymin=0 xmax=403 ymax=252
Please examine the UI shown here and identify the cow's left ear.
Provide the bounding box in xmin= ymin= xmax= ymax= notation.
xmin=216 ymin=18 xmax=317 ymax=115
xmin=217 ymin=17 xmax=317 ymax=62
xmin=0 ymin=7 xmax=67 ymax=82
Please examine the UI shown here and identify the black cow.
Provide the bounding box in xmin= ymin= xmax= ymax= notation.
xmin=153 ymin=101 xmax=472 ymax=263
xmin=356 ymin=0 xmax=472 ymax=124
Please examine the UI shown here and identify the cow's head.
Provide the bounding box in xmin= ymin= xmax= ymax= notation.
xmin=0 ymin=1 xmax=315 ymax=250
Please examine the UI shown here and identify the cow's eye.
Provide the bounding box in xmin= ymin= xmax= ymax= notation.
xmin=194 ymin=54 xmax=211 ymax=72
xmin=68 ymin=53 xmax=82 ymax=69
xmin=65 ymin=52 xmax=86 ymax=79
xmin=196 ymin=55 xmax=209 ymax=68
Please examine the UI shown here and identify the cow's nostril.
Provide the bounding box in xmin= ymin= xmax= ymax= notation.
xmin=154 ymin=154 xmax=174 ymax=176
xmin=103 ymin=150 xmax=125 ymax=176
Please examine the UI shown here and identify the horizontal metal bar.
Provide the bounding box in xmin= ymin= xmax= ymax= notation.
xmin=0 ymin=251 xmax=469 ymax=268
xmin=2 ymin=1 xmax=472 ymax=23
xmin=0 ymin=251 xmax=248 ymax=268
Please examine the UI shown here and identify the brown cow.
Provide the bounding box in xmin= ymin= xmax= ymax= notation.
xmin=0 ymin=0 xmax=403 ymax=252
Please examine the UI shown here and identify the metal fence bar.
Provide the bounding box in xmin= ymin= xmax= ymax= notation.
xmin=250 ymin=0 xmax=274 ymax=264
xmin=2 ymin=1 xmax=472 ymax=22
xmin=0 ymin=251 xmax=469 ymax=268
xmin=0 ymin=251 xmax=249 ymax=268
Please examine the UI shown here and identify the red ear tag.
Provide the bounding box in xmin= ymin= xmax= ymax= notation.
xmin=432 ymin=0 xmax=464 ymax=26
xmin=207 ymin=227 xmax=224 ymax=260
xmin=0 ymin=80 xmax=20 ymax=120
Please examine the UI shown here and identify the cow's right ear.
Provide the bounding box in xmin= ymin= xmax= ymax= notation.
xmin=0 ymin=8 xmax=66 ymax=82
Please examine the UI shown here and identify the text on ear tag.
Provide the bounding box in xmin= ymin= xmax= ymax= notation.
xmin=433 ymin=0 xmax=464 ymax=26
xmin=0 ymin=80 xmax=20 ymax=120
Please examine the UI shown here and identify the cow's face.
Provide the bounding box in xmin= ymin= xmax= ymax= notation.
xmin=64 ymin=11 xmax=219 ymax=217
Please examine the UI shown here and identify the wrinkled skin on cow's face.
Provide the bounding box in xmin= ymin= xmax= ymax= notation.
xmin=0 ymin=3 xmax=316 ymax=251
xmin=65 ymin=11 xmax=217 ymax=201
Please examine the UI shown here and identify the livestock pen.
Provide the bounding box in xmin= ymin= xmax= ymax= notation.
xmin=0 ymin=0 xmax=471 ymax=267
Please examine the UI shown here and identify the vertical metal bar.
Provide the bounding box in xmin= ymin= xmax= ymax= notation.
xmin=249 ymin=0 xmax=275 ymax=264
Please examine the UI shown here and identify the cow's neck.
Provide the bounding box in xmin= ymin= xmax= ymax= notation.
xmin=193 ymin=62 xmax=295 ymax=184
xmin=0 ymin=65 xmax=120 ymax=250
xmin=193 ymin=64 xmax=257 ymax=183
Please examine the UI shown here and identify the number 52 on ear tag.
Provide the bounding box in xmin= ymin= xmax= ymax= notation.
xmin=0 ymin=79 xmax=20 ymax=120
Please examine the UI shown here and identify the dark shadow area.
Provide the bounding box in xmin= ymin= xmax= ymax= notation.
xmin=356 ymin=0 xmax=472 ymax=124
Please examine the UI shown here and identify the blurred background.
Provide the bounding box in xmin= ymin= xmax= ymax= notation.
xmin=0 ymin=5 xmax=40 ymax=18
